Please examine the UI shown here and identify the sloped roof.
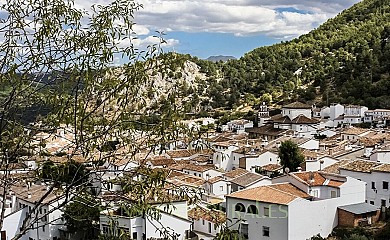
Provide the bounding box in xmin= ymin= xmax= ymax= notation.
xmin=245 ymin=125 xmax=287 ymax=136
xmin=322 ymin=160 xmax=353 ymax=174
xmin=227 ymin=183 xmax=310 ymax=205
xmin=291 ymin=172 xmax=344 ymax=187
xmin=372 ymin=163 xmax=390 ymax=173
xmin=230 ymin=172 xmax=265 ymax=187
xmin=283 ymin=102 xmax=312 ymax=109
xmin=261 ymin=163 xmax=282 ymax=172
xmin=272 ymin=114 xmax=292 ymax=124
xmin=207 ymin=176 xmax=225 ymax=184
xmin=338 ymin=203 xmax=379 ymax=214
xmin=340 ymin=160 xmax=382 ymax=173
xmin=291 ymin=115 xmax=319 ymax=124
xmin=188 ymin=207 xmax=226 ymax=224
xmin=223 ymin=168 xmax=249 ymax=179
xmin=342 ymin=127 xmax=370 ymax=136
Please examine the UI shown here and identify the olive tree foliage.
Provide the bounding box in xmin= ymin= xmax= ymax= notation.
xmin=0 ymin=0 xmax=194 ymax=239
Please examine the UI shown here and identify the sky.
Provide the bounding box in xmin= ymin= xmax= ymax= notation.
xmin=79 ymin=0 xmax=362 ymax=60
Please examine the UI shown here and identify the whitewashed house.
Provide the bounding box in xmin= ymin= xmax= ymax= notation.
xmin=336 ymin=160 xmax=390 ymax=208
xmin=213 ymin=142 xmax=240 ymax=171
xmin=204 ymin=176 xmax=229 ymax=199
xmin=1 ymin=183 xmax=66 ymax=240
xmin=305 ymin=156 xmax=339 ymax=172
xmin=271 ymin=102 xmax=320 ymax=138
xmin=370 ymin=148 xmax=390 ymax=164
xmin=175 ymin=164 xmax=221 ymax=180
xmin=364 ymin=109 xmax=390 ymax=123
xmin=226 ymin=171 xmax=366 ymax=239
xmin=238 ymin=150 xmax=279 ymax=172
xmin=100 ymin=200 xmax=192 ymax=240
xmin=229 ymin=172 xmax=271 ymax=192
xmin=320 ymin=106 xmax=331 ymax=118
xmin=330 ymin=103 xmax=344 ymax=121
xmin=188 ymin=207 xmax=225 ymax=237
xmin=224 ymin=119 xmax=253 ymax=134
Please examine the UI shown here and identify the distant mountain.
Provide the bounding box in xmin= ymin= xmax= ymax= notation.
xmin=206 ymin=55 xmax=236 ymax=62
xmin=201 ymin=0 xmax=390 ymax=109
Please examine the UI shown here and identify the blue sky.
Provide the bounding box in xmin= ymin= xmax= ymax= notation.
xmin=78 ymin=0 xmax=362 ymax=60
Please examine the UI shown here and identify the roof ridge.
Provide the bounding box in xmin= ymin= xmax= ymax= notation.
xmin=266 ymin=184 xmax=304 ymax=199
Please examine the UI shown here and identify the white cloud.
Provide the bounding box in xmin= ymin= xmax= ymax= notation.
xmin=132 ymin=0 xmax=361 ymax=37
xmin=69 ymin=0 xmax=362 ymax=39
xmin=117 ymin=35 xmax=179 ymax=49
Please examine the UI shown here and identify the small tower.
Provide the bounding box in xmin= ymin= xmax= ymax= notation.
xmin=257 ymin=102 xmax=270 ymax=127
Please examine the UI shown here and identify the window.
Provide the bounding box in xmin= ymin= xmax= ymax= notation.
xmin=202 ymin=219 xmax=205 ymax=225
xmin=247 ymin=205 xmax=258 ymax=214
xmin=102 ymin=225 xmax=109 ymax=234
xmin=381 ymin=199 xmax=386 ymax=207
xmin=241 ymin=224 xmax=248 ymax=239
xmin=42 ymin=226 xmax=45 ymax=232
xmin=372 ymin=182 xmax=376 ymax=189
xmin=383 ymin=181 xmax=389 ymax=190
xmin=312 ymin=190 xmax=319 ymax=198
xmin=235 ymin=203 xmax=245 ymax=212
xmin=370 ymin=201 xmax=375 ymax=205
xmin=264 ymin=207 xmax=269 ymax=217
xmin=331 ymin=190 xmax=337 ymax=198
xmin=220 ymin=186 xmax=224 ymax=192
xmin=263 ymin=226 xmax=270 ymax=237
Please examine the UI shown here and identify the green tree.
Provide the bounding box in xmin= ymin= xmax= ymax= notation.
xmin=0 ymin=0 xmax=196 ymax=239
xmin=278 ymin=140 xmax=305 ymax=173
xmin=63 ymin=193 xmax=101 ymax=239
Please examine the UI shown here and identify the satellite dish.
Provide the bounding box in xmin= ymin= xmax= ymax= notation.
xmin=285 ymin=167 xmax=290 ymax=173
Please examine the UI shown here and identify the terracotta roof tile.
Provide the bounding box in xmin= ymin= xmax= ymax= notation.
xmin=291 ymin=115 xmax=319 ymax=124
xmin=188 ymin=207 xmax=226 ymax=224
xmin=340 ymin=160 xmax=381 ymax=173
xmin=223 ymin=168 xmax=249 ymax=179
xmin=322 ymin=160 xmax=353 ymax=174
xmin=372 ymin=164 xmax=390 ymax=173
xmin=245 ymin=125 xmax=287 ymax=136
xmin=227 ymin=183 xmax=310 ymax=205
xmin=342 ymin=127 xmax=371 ymax=136
xmin=292 ymin=172 xmax=326 ymax=186
xmin=207 ymin=176 xmax=224 ymax=184
xmin=283 ymin=102 xmax=311 ymax=109
xmin=230 ymin=172 xmax=265 ymax=187
xmin=261 ymin=164 xmax=282 ymax=172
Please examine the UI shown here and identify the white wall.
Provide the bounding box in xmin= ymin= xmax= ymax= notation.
xmin=305 ymin=157 xmax=338 ymax=172
xmin=146 ymin=212 xmax=191 ymax=240
xmin=370 ymin=151 xmax=390 ymax=163
xmin=1 ymin=208 xmax=27 ymax=240
xmin=321 ymin=107 xmax=330 ymax=118
xmin=330 ymin=104 xmax=344 ymax=121
xmin=226 ymin=197 xmax=288 ymax=240
xmin=299 ymin=139 xmax=319 ymax=150
xmin=340 ymin=169 xmax=390 ymax=207
xmin=288 ymin=176 xmax=365 ymax=239
xmin=244 ymin=151 xmax=279 ymax=171
xmin=283 ymin=108 xmax=311 ymax=120
xmin=193 ymin=218 xmax=221 ymax=236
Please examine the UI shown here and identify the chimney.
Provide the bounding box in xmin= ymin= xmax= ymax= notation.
xmin=27 ymin=193 xmax=31 ymax=199
xmin=309 ymin=172 xmax=315 ymax=184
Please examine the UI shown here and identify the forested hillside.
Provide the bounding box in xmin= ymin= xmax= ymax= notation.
xmin=201 ymin=0 xmax=390 ymax=109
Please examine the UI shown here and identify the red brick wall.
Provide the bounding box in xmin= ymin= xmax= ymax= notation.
xmin=338 ymin=209 xmax=355 ymax=227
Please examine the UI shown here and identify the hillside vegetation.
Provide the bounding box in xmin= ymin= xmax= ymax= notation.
xmin=198 ymin=0 xmax=390 ymax=110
